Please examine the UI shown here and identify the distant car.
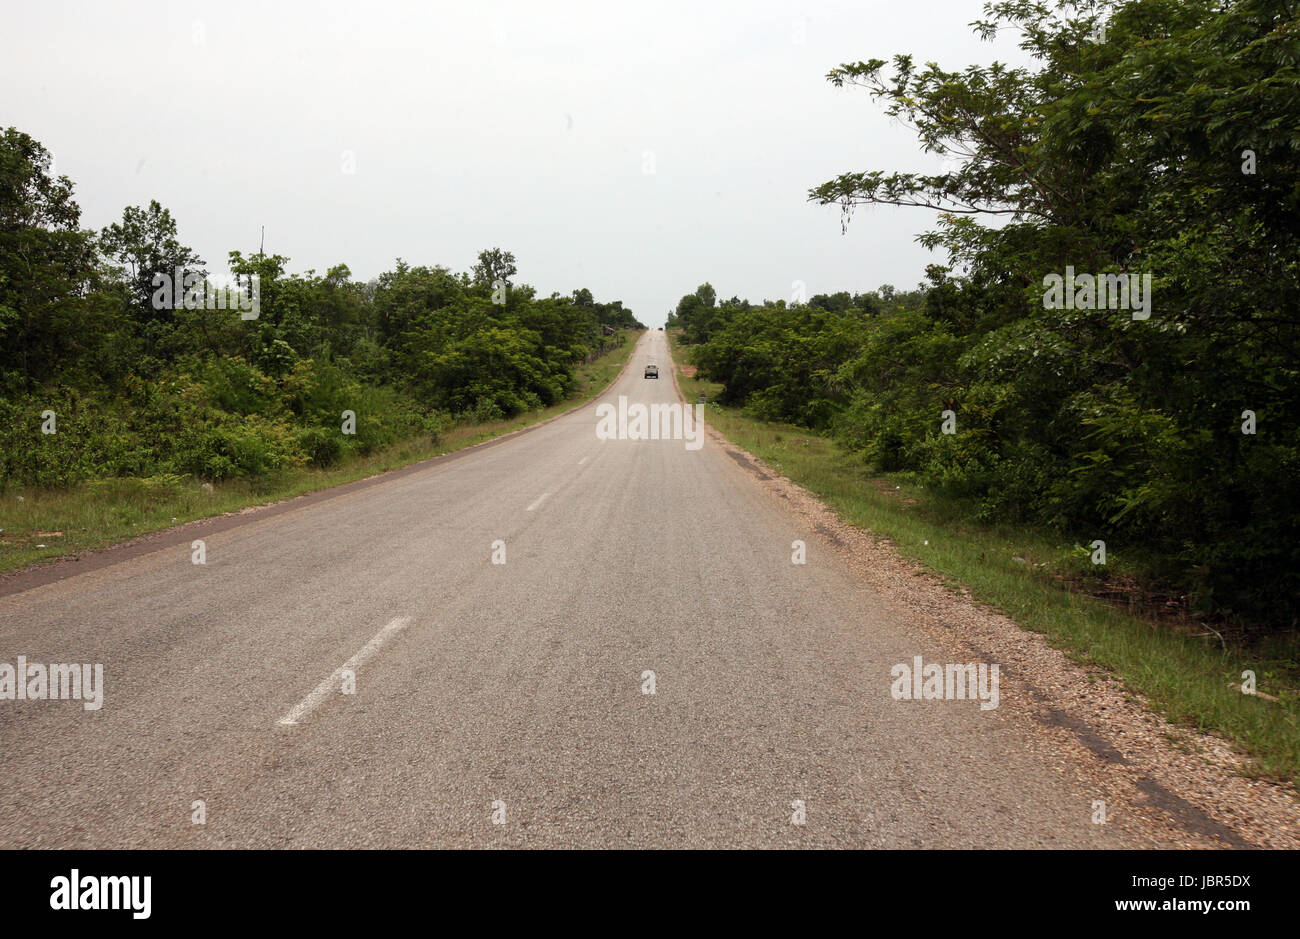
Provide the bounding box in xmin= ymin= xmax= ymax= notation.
xmin=644 ymin=364 xmax=659 ymax=379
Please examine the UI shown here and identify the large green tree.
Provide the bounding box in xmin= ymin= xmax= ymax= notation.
xmin=471 ymin=247 xmax=517 ymax=288
xmin=100 ymin=200 xmax=205 ymax=326
xmin=0 ymin=128 xmax=107 ymax=390
xmin=806 ymin=0 xmax=1300 ymax=623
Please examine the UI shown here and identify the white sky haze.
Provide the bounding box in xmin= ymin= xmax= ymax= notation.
xmin=2 ymin=0 xmax=1031 ymax=325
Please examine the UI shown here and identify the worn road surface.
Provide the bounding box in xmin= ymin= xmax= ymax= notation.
xmin=0 ymin=331 xmax=1215 ymax=847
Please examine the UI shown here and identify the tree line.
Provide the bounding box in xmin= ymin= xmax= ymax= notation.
xmin=0 ymin=127 xmax=643 ymax=487
xmin=675 ymin=0 xmax=1299 ymax=629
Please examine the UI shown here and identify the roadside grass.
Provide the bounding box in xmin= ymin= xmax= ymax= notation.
xmin=669 ymin=331 xmax=1300 ymax=787
xmin=0 ymin=331 xmax=643 ymax=575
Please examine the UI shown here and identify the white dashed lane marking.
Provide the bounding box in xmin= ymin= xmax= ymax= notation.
xmin=277 ymin=616 xmax=413 ymax=726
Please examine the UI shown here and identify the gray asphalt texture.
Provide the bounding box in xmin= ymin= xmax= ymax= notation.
xmin=0 ymin=331 xmax=1178 ymax=847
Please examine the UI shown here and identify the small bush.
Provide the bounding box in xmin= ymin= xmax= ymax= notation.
xmin=298 ymin=426 xmax=344 ymax=467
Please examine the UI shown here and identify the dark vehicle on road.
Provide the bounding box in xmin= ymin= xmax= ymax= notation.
xmin=644 ymin=364 xmax=659 ymax=379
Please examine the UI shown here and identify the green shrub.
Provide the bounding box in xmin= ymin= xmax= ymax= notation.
xmin=298 ymin=426 xmax=344 ymax=467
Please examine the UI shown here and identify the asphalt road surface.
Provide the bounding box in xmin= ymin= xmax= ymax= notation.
xmin=0 ymin=331 xmax=1207 ymax=847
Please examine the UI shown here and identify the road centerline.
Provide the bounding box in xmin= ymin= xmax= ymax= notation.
xmin=277 ymin=616 xmax=413 ymax=726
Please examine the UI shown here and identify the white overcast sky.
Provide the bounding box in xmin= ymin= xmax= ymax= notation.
xmin=2 ymin=0 xmax=1031 ymax=326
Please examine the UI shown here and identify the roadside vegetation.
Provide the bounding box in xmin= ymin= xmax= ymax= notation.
xmin=670 ymin=0 xmax=1300 ymax=784
xmin=672 ymin=0 xmax=1299 ymax=637
xmin=0 ymin=336 xmax=637 ymax=574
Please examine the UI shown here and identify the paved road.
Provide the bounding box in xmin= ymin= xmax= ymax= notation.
xmin=0 ymin=331 xmax=1189 ymax=847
